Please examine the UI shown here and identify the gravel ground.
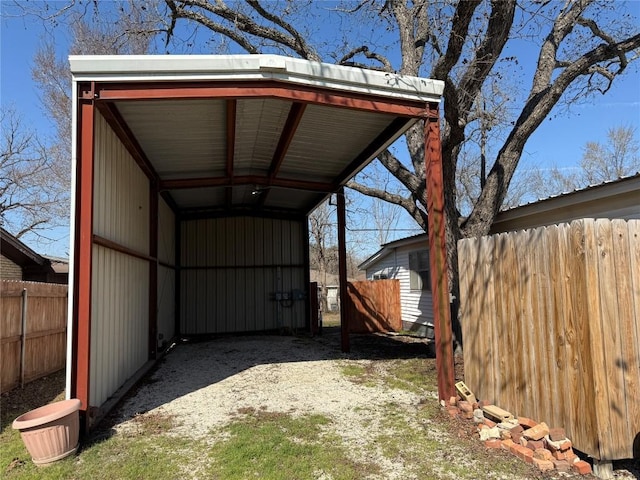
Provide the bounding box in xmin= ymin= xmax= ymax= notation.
xmin=3 ymin=330 xmax=638 ymax=479
xmin=103 ymin=330 xmax=639 ymax=479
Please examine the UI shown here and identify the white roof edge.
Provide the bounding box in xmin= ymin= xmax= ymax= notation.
xmin=69 ymin=54 xmax=444 ymax=102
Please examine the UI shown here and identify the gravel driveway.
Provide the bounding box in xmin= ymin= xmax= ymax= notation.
xmin=104 ymin=330 xmax=638 ymax=479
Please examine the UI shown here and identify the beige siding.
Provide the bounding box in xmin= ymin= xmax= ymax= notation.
xmin=365 ymin=244 xmax=433 ymax=330
xmin=157 ymin=197 xmax=175 ymax=348
xmin=90 ymin=245 xmax=148 ymax=407
xmin=1 ymin=255 xmax=22 ymax=280
xmin=180 ymin=217 xmax=306 ymax=334
xmin=89 ymin=112 xmax=150 ymax=408
xmin=158 ymin=197 xmax=175 ymax=265
xmin=93 ymin=111 xmax=149 ymax=253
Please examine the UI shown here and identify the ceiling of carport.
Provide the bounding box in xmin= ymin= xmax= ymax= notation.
xmin=72 ymin=55 xmax=443 ymax=219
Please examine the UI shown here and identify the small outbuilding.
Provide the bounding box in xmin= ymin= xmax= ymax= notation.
xmin=67 ymin=54 xmax=453 ymax=430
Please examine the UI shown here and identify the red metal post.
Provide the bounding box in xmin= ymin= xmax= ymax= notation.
xmin=424 ymin=103 xmax=455 ymax=402
xmin=72 ymin=83 xmax=95 ymax=429
xmin=337 ymin=188 xmax=350 ymax=352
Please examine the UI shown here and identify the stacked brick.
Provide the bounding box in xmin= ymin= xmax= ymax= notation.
xmin=445 ymin=382 xmax=593 ymax=476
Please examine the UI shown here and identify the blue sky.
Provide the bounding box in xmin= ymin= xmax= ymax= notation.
xmin=1 ymin=3 xmax=639 ymax=258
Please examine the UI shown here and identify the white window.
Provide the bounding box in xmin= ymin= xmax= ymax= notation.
xmin=408 ymin=250 xmax=430 ymax=291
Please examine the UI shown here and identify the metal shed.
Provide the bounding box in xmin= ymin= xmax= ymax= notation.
xmin=67 ymin=54 xmax=452 ymax=430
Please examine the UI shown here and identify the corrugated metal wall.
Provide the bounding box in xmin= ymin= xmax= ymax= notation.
xmin=157 ymin=197 xmax=175 ymax=350
xmin=180 ymin=216 xmax=307 ymax=334
xmin=90 ymin=112 xmax=150 ymax=407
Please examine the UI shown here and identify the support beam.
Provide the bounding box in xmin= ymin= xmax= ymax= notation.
xmin=149 ymin=181 xmax=159 ymax=360
xmin=95 ymin=81 xmax=430 ymax=117
xmin=160 ymin=175 xmax=333 ymax=193
xmin=72 ymin=83 xmax=96 ymax=431
xmin=424 ymin=103 xmax=455 ymax=402
xmin=337 ymin=188 xmax=350 ymax=353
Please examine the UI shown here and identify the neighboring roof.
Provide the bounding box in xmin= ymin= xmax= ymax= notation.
xmin=43 ymin=256 xmax=70 ymax=274
xmin=0 ymin=227 xmax=47 ymax=268
xmin=70 ymin=54 xmax=444 ymax=219
xmin=358 ymin=233 xmax=427 ymax=271
xmin=491 ymin=172 xmax=640 ymax=233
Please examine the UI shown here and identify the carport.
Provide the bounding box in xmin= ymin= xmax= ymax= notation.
xmin=67 ymin=54 xmax=453 ymax=430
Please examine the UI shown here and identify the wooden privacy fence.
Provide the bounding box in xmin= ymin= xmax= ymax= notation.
xmin=1 ymin=280 xmax=68 ymax=392
xmin=346 ymin=280 xmax=401 ymax=333
xmin=458 ymin=218 xmax=640 ymax=462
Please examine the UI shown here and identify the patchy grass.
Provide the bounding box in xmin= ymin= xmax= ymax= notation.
xmin=340 ymin=357 xmax=437 ymax=395
xmin=206 ymin=409 xmax=378 ymax=480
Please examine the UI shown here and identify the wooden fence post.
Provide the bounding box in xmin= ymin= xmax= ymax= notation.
xmin=20 ymin=288 xmax=28 ymax=388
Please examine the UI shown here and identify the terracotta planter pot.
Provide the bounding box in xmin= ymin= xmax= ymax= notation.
xmin=12 ymin=398 xmax=81 ymax=465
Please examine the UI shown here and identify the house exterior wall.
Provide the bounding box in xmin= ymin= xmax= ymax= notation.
xmin=365 ymin=243 xmax=434 ymax=335
xmin=157 ymin=197 xmax=175 ymax=350
xmin=89 ymin=111 xmax=150 ymax=407
xmin=180 ymin=216 xmax=306 ymax=334
xmin=1 ymin=254 xmax=22 ymax=280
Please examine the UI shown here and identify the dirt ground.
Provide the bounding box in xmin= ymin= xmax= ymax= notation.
xmin=3 ymin=329 xmax=638 ymax=479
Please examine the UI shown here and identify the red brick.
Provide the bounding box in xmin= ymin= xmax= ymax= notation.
xmin=509 ymin=443 xmax=520 ymax=456
xmin=501 ymin=439 xmax=515 ymax=451
xmin=511 ymin=431 xmax=523 ymax=444
xmin=572 ymin=460 xmax=592 ymax=475
xmin=527 ymin=439 xmax=545 ymax=451
xmin=553 ymin=447 xmax=575 ymax=461
xmin=510 ymin=424 xmax=524 ymax=434
xmin=549 ymin=427 xmax=566 ymax=441
xmin=518 ymin=416 xmax=538 ymax=429
xmin=553 ymin=459 xmax=571 ymax=472
xmin=515 ymin=445 xmax=533 ymax=463
xmin=552 ymin=450 xmax=568 ymax=461
xmin=483 ymin=418 xmax=497 ymax=428
xmin=565 ymin=450 xmax=579 ymax=464
xmin=533 ymin=457 xmax=555 ymax=472
xmin=446 ymin=406 xmax=459 ymax=417
xmin=449 ymin=396 xmax=458 ymax=406
xmin=521 ymin=447 xmax=534 ymax=464
xmin=534 ymin=448 xmax=553 ymax=461
xmin=523 ymin=421 xmax=549 ymax=441
xmin=464 ymin=410 xmax=474 ymax=419
xmin=559 ymin=440 xmax=573 ymax=451
xmin=484 ymin=439 xmax=502 ymax=449
xmin=458 ymin=400 xmax=473 ymax=413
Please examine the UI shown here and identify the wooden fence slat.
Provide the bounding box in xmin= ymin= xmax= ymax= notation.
xmin=459 ymin=219 xmax=639 ymax=461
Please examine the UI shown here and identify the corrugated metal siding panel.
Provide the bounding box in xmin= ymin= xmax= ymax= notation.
xmin=234 ymin=99 xmax=290 ymax=176
xmin=158 ymin=197 xmax=175 ymax=265
xmin=157 ymin=265 xmax=175 ymax=349
xmin=93 ymin=112 xmax=149 ymax=253
xmin=115 ymin=99 xmax=227 ymax=178
xmin=283 ymin=105 xmax=395 ymax=181
xmin=366 ymin=245 xmax=433 ymax=327
xmin=90 ymin=245 xmax=148 ymax=407
xmin=180 ymin=217 xmax=306 ymax=334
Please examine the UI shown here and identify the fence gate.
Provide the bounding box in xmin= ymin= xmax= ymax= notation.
xmin=345 ymin=280 xmax=401 ymax=333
